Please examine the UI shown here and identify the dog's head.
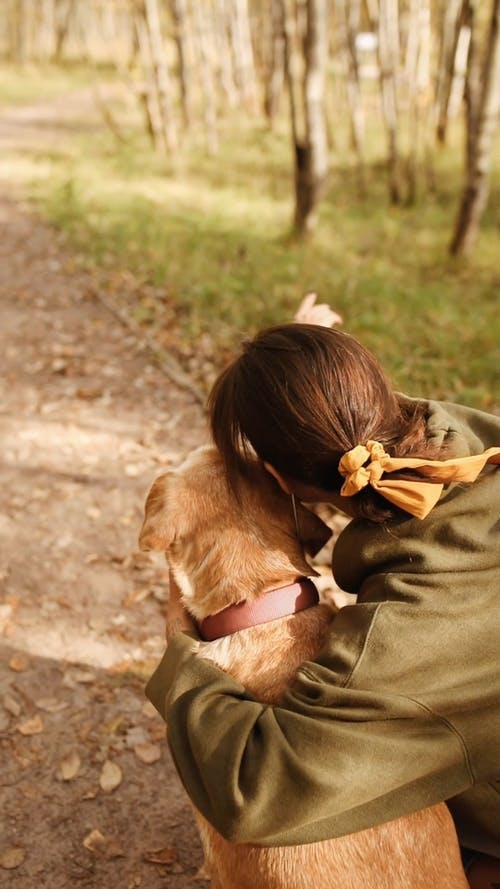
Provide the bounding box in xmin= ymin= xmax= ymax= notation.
xmin=139 ymin=446 xmax=331 ymax=620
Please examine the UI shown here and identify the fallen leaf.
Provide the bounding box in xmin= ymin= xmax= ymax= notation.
xmin=141 ymin=700 xmax=157 ymax=719
xmin=143 ymin=846 xmax=177 ymax=865
xmin=99 ymin=759 xmax=122 ymax=792
xmin=3 ymin=694 xmax=21 ymax=717
xmin=147 ymin=721 xmax=167 ymax=743
xmin=133 ymin=743 xmax=161 ymax=764
xmin=72 ymin=670 xmax=96 ymax=684
xmin=125 ymin=727 xmax=148 ymax=748
xmin=0 ymin=847 xmax=26 ymax=869
xmin=76 ymin=386 xmax=103 ymax=400
xmin=83 ymin=829 xmax=125 ymax=859
xmin=102 ymin=715 xmax=125 ymax=736
xmin=59 ymin=751 xmax=81 ymax=781
xmin=35 ymin=697 xmax=69 ymax=713
xmin=0 ymin=603 xmax=13 ymax=633
xmin=83 ymin=829 xmax=105 ymax=853
xmin=8 ymin=653 xmax=30 ymax=673
xmin=17 ymin=715 xmax=43 ymax=736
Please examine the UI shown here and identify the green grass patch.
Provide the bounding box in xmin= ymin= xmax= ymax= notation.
xmin=1 ymin=64 xmax=499 ymax=410
xmin=0 ymin=61 xmax=106 ymax=106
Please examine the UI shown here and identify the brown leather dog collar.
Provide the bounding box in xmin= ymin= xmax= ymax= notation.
xmin=198 ymin=578 xmax=319 ymax=642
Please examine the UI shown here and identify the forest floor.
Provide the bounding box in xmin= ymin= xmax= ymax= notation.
xmin=0 ymin=98 xmax=212 ymax=884
xmin=0 ymin=87 xmax=348 ymax=889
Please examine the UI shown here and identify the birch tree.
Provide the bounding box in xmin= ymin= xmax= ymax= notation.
xmin=450 ymin=0 xmax=500 ymax=255
xmin=142 ymin=0 xmax=178 ymax=154
xmin=133 ymin=7 xmax=165 ymax=150
xmin=171 ymin=0 xmax=193 ymax=128
xmin=263 ymin=0 xmax=286 ymax=126
xmin=192 ymin=0 xmax=219 ymax=155
xmin=376 ymin=0 xmax=403 ymax=203
xmin=283 ymin=0 xmax=329 ymax=235
xmin=434 ymin=0 xmax=466 ymax=143
xmin=229 ymin=0 xmax=259 ymax=112
xmin=335 ymin=0 xmax=365 ymax=192
xmin=405 ymin=0 xmax=433 ymax=201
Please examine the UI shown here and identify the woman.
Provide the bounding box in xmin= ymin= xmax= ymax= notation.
xmin=146 ymin=323 xmax=500 ymax=884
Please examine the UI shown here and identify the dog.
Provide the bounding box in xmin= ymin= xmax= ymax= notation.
xmin=140 ymin=445 xmax=469 ymax=889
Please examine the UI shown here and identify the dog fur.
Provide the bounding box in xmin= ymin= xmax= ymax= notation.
xmin=140 ymin=445 xmax=469 ymax=889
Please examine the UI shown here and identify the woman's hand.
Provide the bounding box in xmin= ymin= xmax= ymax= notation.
xmin=294 ymin=292 xmax=343 ymax=328
xmin=166 ymin=570 xmax=196 ymax=642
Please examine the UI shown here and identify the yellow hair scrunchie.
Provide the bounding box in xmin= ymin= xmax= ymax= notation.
xmin=338 ymin=440 xmax=500 ymax=520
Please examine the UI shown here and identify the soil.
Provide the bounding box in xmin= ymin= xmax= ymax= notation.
xmin=0 ymin=192 xmax=209 ymax=888
xmin=0 ymin=87 xmax=350 ymax=889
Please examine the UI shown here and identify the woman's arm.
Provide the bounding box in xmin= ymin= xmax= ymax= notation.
xmin=146 ymin=626 xmax=472 ymax=846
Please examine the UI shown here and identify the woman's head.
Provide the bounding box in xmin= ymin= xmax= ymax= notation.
xmin=208 ymin=324 xmax=427 ymax=521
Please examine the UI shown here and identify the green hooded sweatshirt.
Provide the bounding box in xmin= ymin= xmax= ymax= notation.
xmin=146 ymin=400 xmax=500 ymax=855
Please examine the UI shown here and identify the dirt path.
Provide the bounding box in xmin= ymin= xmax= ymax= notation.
xmin=0 ymin=193 xmax=208 ymax=887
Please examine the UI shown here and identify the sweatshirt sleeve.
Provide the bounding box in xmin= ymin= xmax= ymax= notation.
xmin=146 ymin=627 xmax=472 ymax=846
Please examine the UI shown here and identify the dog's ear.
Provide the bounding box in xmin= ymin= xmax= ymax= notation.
xmin=296 ymin=503 xmax=332 ymax=557
xmin=139 ymin=473 xmax=176 ymax=552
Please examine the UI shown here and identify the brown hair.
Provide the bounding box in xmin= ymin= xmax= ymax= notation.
xmin=208 ymin=324 xmax=435 ymax=522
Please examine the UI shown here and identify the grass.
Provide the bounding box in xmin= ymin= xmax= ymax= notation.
xmin=0 ymin=61 xmax=109 ymax=106
xmin=1 ymin=62 xmax=499 ymax=410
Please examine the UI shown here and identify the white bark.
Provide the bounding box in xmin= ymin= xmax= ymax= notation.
xmin=451 ymin=0 xmax=500 ymax=254
xmin=377 ymin=0 xmax=402 ymax=203
xmin=283 ymin=0 xmax=329 ymax=234
xmin=143 ymin=0 xmax=178 ymax=154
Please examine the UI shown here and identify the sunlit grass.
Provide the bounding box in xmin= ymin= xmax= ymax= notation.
xmin=0 ymin=61 xmax=106 ymax=105
xmin=1 ymin=63 xmax=498 ymax=410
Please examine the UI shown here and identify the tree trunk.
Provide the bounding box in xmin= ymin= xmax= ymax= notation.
xmin=264 ymin=0 xmax=286 ymax=126
xmin=214 ymin=0 xmax=238 ymax=108
xmin=11 ymin=0 xmax=29 ymax=63
xmin=406 ymin=0 xmax=433 ymax=203
xmin=229 ymin=0 xmax=259 ymax=112
xmin=434 ymin=0 xmax=465 ymax=143
xmin=283 ymin=0 xmax=329 ymax=235
xmin=133 ymin=9 xmax=164 ymax=150
xmin=192 ymin=0 xmax=219 ymax=156
xmin=377 ymin=0 xmax=403 ymax=204
xmin=143 ymin=0 xmax=179 ymax=154
xmin=447 ymin=12 xmax=473 ymax=126
xmin=450 ymin=0 xmax=500 ymax=255
xmin=462 ymin=0 xmax=482 ymax=176
xmin=54 ymin=0 xmax=76 ymax=61
xmin=335 ymin=0 xmax=366 ymax=194
xmin=170 ymin=0 xmax=193 ymax=128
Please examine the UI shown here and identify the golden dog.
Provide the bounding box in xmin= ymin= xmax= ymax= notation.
xmin=140 ymin=446 xmax=468 ymax=889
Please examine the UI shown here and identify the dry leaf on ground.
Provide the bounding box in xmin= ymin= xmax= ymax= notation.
xmin=8 ymin=653 xmax=31 ymax=672
xmin=17 ymin=715 xmax=43 ymax=736
xmin=0 ymin=847 xmax=26 ymax=869
xmin=99 ymin=759 xmax=122 ymax=792
xmin=83 ymin=829 xmax=125 ymax=859
xmin=3 ymin=694 xmax=21 ymax=717
xmin=35 ymin=697 xmax=69 ymax=713
xmin=133 ymin=742 xmax=161 ymax=764
xmin=59 ymin=750 xmax=81 ymax=781
xmin=142 ymin=846 xmax=177 ymax=865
